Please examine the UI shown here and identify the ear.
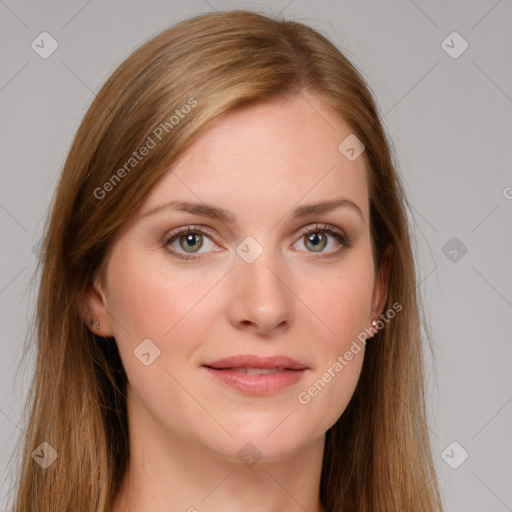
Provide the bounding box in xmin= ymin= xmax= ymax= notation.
xmin=370 ymin=243 xmax=393 ymax=321
xmin=76 ymin=273 xmax=114 ymax=337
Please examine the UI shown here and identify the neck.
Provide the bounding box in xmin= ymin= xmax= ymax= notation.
xmin=112 ymin=387 xmax=327 ymax=512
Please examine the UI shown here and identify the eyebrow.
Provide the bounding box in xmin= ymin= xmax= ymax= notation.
xmin=141 ymin=197 xmax=364 ymax=224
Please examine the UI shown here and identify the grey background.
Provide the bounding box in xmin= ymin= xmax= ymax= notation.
xmin=1 ymin=0 xmax=511 ymax=510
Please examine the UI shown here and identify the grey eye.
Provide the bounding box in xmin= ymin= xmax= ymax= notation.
xmin=303 ymin=232 xmax=327 ymax=252
xmin=179 ymin=233 xmax=204 ymax=253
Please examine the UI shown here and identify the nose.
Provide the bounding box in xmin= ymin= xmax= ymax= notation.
xmin=226 ymin=246 xmax=294 ymax=337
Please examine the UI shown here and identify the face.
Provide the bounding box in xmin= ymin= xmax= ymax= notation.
xmin=85 ymin=92 xmax=390 ymax=464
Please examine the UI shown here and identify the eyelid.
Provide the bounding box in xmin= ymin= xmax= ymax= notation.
xmin=162 ymin=224 xmax=216 ymax=244
xmin=295 ymin=222 xmax=346 ymax=239
xmin=161 ymin=225 xmax=221 ymax=261
xmin=292 ymin=222 xmax=352 ymax=258
xmin=162 ymin=222 xmax=351 ymax=260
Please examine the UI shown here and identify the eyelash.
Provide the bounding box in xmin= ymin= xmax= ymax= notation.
xmin=161 ymin=223 xmax=353 ymax=261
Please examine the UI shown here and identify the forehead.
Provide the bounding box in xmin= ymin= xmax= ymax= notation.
xmin=139 ymin=93 xmax=369 ymax=224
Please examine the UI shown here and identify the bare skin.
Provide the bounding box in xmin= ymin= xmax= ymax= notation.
xmin=82 ymin=92 xmax=391 ymax=512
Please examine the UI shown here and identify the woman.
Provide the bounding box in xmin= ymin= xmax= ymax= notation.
xmin=13 ymin=9 xmax=444 ymax=512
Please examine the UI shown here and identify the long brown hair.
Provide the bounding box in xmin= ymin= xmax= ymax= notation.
xmin=12 ymin=9 xmax=444 ymax=511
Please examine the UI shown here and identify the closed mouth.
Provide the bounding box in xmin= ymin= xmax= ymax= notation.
xmin=205 ymin=366 xmax=298 ymax=375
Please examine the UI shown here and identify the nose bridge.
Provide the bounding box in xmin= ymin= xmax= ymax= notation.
xmin=237 ymin=240 xmax=289 ymax=302
xmin=227 ymin=238 xmax=294 ymax=333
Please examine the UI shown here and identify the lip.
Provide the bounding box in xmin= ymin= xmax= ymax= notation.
xmin=202 ymin=354 xmax=309 ymax=396
xmin=204 ymin=354 xmax=308 ymax=370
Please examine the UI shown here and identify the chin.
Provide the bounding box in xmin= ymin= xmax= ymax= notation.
xmin=196 ymin=416 xmax=318 ymax=465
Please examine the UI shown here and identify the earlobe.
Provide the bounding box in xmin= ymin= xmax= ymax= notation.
xmin=77 ymin=278 xmax=114 ymax=337
xmin=87 ymin=318 xmax=100 ymax=331
xmin=371 ymin=243 xmax=393 ymax=320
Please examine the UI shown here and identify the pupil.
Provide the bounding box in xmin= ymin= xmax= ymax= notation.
xmin=181 ymin=234 xmax=202 ymax=252
xmin=307 ymin=232 xmax=326 ymax=252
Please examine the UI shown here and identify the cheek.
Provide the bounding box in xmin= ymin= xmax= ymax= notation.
xmin=103 ymin=250 xmax=220 ymax=434
xmin=104 ymin=247 xmax=224 ymax=402
xmin=299 ymin=251 xmax=375 ymax=350
xmin=105 ymin=247 xmax=214 ymax=341
xmin=296 ymin=351 xmax=364 ymax=439
xmin=289 ymin=250 xmax=374 ymax=432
